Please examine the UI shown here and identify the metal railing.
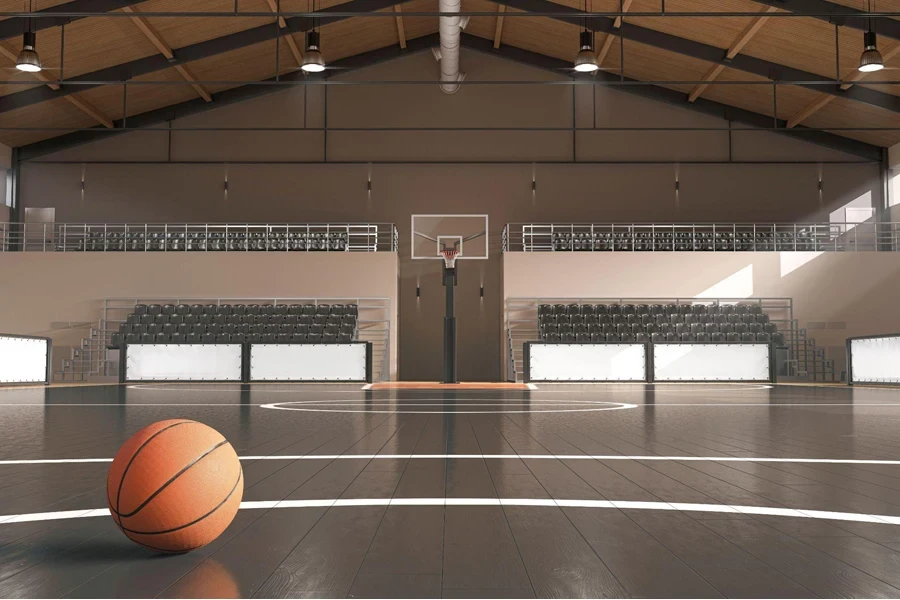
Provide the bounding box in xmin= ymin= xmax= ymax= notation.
xmin=502 ymin=297 xmax=839 ymax=382
xmin=59 ymin=296 xmax=393 ymax=383
xmin=502 ymin=222 xmax=900 ymax=252
xmin=0 ymin=222 xmax=399 ymax=253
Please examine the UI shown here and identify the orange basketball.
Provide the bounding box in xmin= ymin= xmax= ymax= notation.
xmin=106 ymin=419 xmax=243 ymax=553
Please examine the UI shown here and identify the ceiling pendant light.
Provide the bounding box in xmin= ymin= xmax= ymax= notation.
xmin=16 ymin=2 xmax=41 ymax=73
xmin=301 ymin=31 xmax=326 ymax=73
xmin=859 ymin=1 xmax=884 ymax=73
xmin=574 ymin=31 xmax=599 ymax=73
xmin=859 ymin=31 xmax=884 ymax=72
xmin=300 ymin=1 xmax=325 ymax=73
xmin=573 ymin=1 xmax=599 ymax=73
xmin=16 ymin=31 xmax=41 ymax=72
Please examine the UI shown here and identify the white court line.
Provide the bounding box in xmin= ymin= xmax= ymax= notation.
xmin=258 ymin=401 xmax=638 ymax=414
xmin=2 ymin=499 xmax=900 ymax=527
xmin=3 ymin=402 xmax=900 ymax=408
xmin=7 ymin=454 xmax=900 ymax=466
xmin=123 ymin=383 xmax=772 ymax=393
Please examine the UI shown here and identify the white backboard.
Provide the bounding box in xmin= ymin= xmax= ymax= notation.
xmin=411 ymin=214 xmax=489 ymax=260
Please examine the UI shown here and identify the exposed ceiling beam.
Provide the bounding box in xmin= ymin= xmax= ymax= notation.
xmin=0 ymin=0 xmax=410 ymax=116
xmin=18 ymin=33 xmax=881 ymax=163
xmin=493 ymin=4 xmax=507 ymax=49
xmin=493 ymin=0 xmax=900 ymax=117
xmin=0 ymin=43 xmax=113 ymax=128
xmin=688 ymin=6 xmax=777 ymax=102
xmin=596 ymin=0 xmax=632 ymax=66
xmin=749 ymin=0 xmax=900 ymax=42
xmin=18 ymin=33 xmax=443 ymax=161
xmin=787 ymin=44 xmax=900 ymax=128
xmin=60 ymin=94 xmax=115 ymax=129
xmin=467 ymin=34 xmax=880 ymax=160
xmin=0 ymin=0 xmax=145 ymax=42
xmin=394 ymin=5 xmax=407 ymax=49
xmin=121 ymin=6 xmax=212 ymax=103
xmin=264 ymin=0 xmax=304 ymax=66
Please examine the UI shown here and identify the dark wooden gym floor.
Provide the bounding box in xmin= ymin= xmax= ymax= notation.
xmin=3 ymin=383 xmax=900 ymax=598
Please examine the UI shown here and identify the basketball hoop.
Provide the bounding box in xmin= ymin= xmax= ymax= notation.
xmin=440 ymin=248 xmax=460 ymax=269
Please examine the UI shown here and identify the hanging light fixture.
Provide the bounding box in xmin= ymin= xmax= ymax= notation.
xmin=859 ymin=1 xmax=884 ymax=73
xmin=573 ymin=1 xmax=599 ymax=73
xmin=301 ymin=1 xmax=326 ymax=73
xmin=574 ymin=31 xmax=599 ymax=72
xmin=16 ymin=2 xmax=41 ymax=73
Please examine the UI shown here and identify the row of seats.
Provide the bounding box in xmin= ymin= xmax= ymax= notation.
xmin=543 ymin=332 xmax=782 ymax=344
xmin=541 ymin=322 xmax=780 ymax=337
xmin=132 ymin=303 xmax=356 ymax=316
xmin=118 ymin=322 xmax=353 ymax=337
xmin=541 ymin=231 xmax=830 ymax=252
xmin=540 ymin=313 xmax=770 ymax=327
xmin=126 ymin=314 xmax=355 ymax=327
xmin=119 ymin=332 xmax=353 ymax=345
xmin=112 ymin=303 xmax=360 ymax=349
xmin=539 ymin=303 xmax=763 ymax=316
xmin=68 ymin=231 xmax=353 ymax=252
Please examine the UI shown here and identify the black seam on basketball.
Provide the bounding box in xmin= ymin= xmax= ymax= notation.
xmin=121 ymin=468 xmax=242 ymax=536
xmin=111 ymin=420 xmax=192 ymax=515
xmin=117 ymin=439 xmax=229 ymax=519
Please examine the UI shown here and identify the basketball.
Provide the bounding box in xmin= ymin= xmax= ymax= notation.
xmin=106 ymin=419 xmax=243 ymax=553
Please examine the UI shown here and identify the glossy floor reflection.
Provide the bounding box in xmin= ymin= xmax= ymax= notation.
xmin=2 ymin=383 xmax=900 ymax=598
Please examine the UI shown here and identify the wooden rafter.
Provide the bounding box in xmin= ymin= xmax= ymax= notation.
xmin=264 ymin=0 xmax=304 ymax=66
xmin=121 ymin=6 xmax=212 ymax=103
xmin=0 ymin=43 xmax=114 ymax=128
xmin=493 ymin=4 xmax=507 ymax=49
xmin=688 ymin=6 xmax=778 ymax=103
xmin=394 ymin=4 xmax=407 ymax=49
xmin=787 ymin=44 xmax=900 ymax=128
xmin=596 ymin=0 xmax=632 ymax=66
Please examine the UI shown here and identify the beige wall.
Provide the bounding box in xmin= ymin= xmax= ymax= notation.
xmin=503 ymin=251 xmax=900 ymax=377
xmin=22 ymin=50 xmax=878 ymax=226
xmin=0 ymin=253 xmax=399 ymax=378
xmin=11 ymin=50 xmax=887 ymax=381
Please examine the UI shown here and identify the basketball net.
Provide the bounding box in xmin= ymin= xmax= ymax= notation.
xmin=440 ymin=248 xmax=460 ymax=269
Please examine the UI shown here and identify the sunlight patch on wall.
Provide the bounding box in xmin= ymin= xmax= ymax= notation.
xmin=830 ymin=191 xmax=873 ymax=234
xmin=780 ymin=251 xmax=823 ymax=278
xmin=695 ymin=264 xmax=753 ymax=300
xmin=890 ymin=168 xmax=899 ymax=208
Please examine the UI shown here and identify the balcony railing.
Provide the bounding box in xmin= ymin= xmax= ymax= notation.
xmin=0 ymin=223 xmax=399 ymax=253
xmin=502 ymin=222 xmax=900 ymax=253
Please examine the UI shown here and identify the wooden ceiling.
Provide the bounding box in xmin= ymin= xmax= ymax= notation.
xmin=0 ymin=0 xmax=897 ymax=152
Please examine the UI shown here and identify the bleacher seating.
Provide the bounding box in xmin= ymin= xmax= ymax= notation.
xmin=538 ymin=303 xmax=786 ymax=345
xmin=545 ymin=230 xmax=821 ymax=252
xmin=73 ymin=230 xmax=350 ymax=252
xmin=110 ymin=303 xmax=359 ymax=347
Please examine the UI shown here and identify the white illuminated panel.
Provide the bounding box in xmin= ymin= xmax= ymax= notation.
xmin=527 ymin=344 xmax=646 ymax=382
xmin=653 ymin=344 xmax=771 ymax=382
xmin=850 ymin=336 xmax=900 ymax=383
xmin=250 ymin=344 xmax=368 ymax=381
xmin=0 ymin=336 xmax=49 ymax=384
xmin=126 ymin=344 xmax=242 ymax=381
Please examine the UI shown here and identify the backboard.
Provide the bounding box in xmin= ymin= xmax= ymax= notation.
xmin=411 ymin=214 xmax=489 ymax=261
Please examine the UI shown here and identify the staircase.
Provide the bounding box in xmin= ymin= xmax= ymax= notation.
xmin=783 ymin=324 xmax=837 ymax=382
xmin=57 ymin=321 xmax=116 ymax=381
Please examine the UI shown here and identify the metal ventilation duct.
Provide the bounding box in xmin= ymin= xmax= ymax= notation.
xmin=433 ymin=0 xmax=466 ymax=94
